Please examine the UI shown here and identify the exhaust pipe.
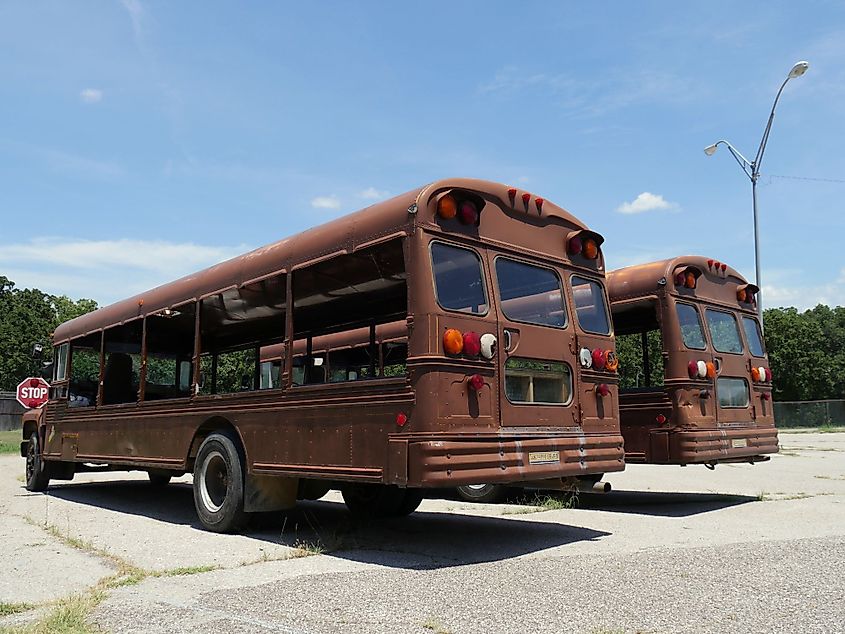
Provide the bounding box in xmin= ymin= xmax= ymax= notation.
xmin=578 ymin=480 xmax=611 ymax=494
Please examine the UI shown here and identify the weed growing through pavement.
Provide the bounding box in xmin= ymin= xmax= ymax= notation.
xmin=501 ymin=491 xmax=577 ymax=515
xmin=422 ymin=617 xmax=453 ymax=634
xmin=0 ymin=603 xmax=35 ymax=618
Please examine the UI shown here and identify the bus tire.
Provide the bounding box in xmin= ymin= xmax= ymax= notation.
xmin=341 ymin=483 xmax=417 ymax=518
xmin=456 ymin=483 xmax=507 ymax=504
xmin=25 ymin=433 xmax=50 ymax=492
xmin=147 ymin=469 xmax=172 ymax=487
xmin=193 ymin=433 xmax=249 ymax=533
xmin=397 ymin=489 xmax=424 ymax=516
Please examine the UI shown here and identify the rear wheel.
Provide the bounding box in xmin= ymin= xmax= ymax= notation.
xmin=341 ymin=484 xmax=421 ymax=518
xmin=456 ymin=483 xmax=508 ymax=504
xmin=25 ymin=433 xmax=50 ymax=492
xmin=147 ymin=469 xmax=172 ymax=487
xmin=193 ymin=433 xmax=249 ymax=533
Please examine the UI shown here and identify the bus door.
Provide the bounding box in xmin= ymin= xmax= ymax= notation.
xmin=488 ymin=253 xmax=577 ymax=428
xmin=703 ymin=307 xmax=752 ymax=426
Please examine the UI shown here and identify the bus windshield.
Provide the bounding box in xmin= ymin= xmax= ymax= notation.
xmin=675 ymin=302 xmax=706 ymax=349
xmin=496 ymin=258 xmax=566 ymax=328
xmin=742 ymin=316 xmax=765 ymax=357
xmin=571 ymin=275 xmax=610 ymax=335
xmin=705 ymin=309 xmax=743 ymax=354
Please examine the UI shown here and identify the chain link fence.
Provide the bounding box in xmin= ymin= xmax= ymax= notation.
xmin=774 ymin=400 xmax=845 ymax=428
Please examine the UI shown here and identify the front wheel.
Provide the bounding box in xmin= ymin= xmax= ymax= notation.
xmin=456 ymin=483 xmax=508 ymax=504
xmin=25 ymin=433 xmax=50 ymax=492
xmin=193 ymin=433 xmax=249 ymax=533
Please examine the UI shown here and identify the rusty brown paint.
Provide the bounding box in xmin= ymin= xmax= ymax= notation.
xmin=608 ymin=256 xmax=778 ymax=465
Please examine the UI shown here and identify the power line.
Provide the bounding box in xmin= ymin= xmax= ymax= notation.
xmin=764 ymin=173 xmax=845 ymax=185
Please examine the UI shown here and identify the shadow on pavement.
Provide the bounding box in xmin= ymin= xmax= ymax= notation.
xmin=573 ymin=489 xmax=759 ymax=517
xmin=45 ymin=480 xmax=610 ymax=569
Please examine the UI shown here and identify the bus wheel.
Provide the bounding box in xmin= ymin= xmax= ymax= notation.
xmin=25 ymin=433 xmax=50 ymax=492
xmin=193 ymin=433 xmax=249 ymax=533
xmin=147 ymin=469 xmax=172 ymax=487
xmin=341 ymin=484 xmax=419 ymax=518
xmin=456 ymin=483 xmax=507 ymax=504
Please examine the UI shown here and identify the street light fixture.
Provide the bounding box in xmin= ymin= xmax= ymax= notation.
xmin=704 ymin=60 xmax=809 ymax=322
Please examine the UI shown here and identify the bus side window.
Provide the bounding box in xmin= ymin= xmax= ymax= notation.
xmin=382 ymin=342 xmax=408 ymax=377
xmin=69 ymin=333 xmax=101 ymax=407
xmin=103 ymin=319 xmax=143 ymax=405
xmin=144 ymin=303 xmax=196 ymax=401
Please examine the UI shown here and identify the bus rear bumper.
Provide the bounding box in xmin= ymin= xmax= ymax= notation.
xmin=400 ymin=433 xmax=625 ymax=488
xmin=668 ymin=426 xmax=779 ymax=465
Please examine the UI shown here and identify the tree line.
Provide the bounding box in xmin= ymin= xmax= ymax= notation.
xmin=0 ymin=275 xmax=842 ymax=401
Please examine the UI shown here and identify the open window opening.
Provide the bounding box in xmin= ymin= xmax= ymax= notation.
xmin=144 ymin=303 xmax=196 ymax=401
xmin=69 ymin=333 xmax=101 ymax=407
xmin=291 ymin=239 xmax=408 ymax=386
xmin=102 ymin=320 xmax=143 ymax=405
xmin=199 ymin=272 xmax=286 ymax=395
xmin=613 ymin=299 xmax=665 ymax=391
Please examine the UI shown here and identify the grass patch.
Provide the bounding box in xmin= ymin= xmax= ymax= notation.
xmin=778 ymin=426 xmax=845 ymax=434
xmin=0 ymin=602 xmax=35 ymax=617
xmin=0 ymin=430 xmax=21 ymax=455
xmin=757 ymin=491 xmax=817 ymax=502
xmin=501 ymin=492 xmax=576 ymax=515
xmin=814 ymin=474 xmax=845 ymax=481
xmin=422 ymin=617 xmax=452 ymax=634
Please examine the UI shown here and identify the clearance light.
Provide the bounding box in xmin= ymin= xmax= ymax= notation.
xmin=396 ymin=412 xmax=408 ymax=427
xmin=521 ymin=192 xmax=531 ymax=206
xmin=568 ymin=236 xmax=583 ymax=256
xmin=583 ymin=238 xmax=599 ymax=260
xmin=507 ymin=188 xmax=517 ymax=205
xmin=462 ymin=331 xmax=481 ymax=357
xmin=721 ymin=263 xmax=727 ymax=272
xmin=459 ymin=200 xmax=478 ymax=225
xmin=706 ymin=362 xmax=716 ymax=379
xmin=707 ymin=259 xmax=714 ymax=270
xmin=596 ymin=383 xmax=610 ymax=397
xmin=480 ymin=333 xmax=497 ymax=360
xmin=443 ymin=328 xmax=464 ymax=355
xmin=467 ymin=374 xmax=484 ymax=391
xmin=437 ymin=195 xmax=457 ymax=219
xmin=605 ymin=351 xmax=619 ymax=372
xmin=591 ymin=348 xmax=607 ymax=370
xmin=535 ymin=197 xmax=544 ymax=212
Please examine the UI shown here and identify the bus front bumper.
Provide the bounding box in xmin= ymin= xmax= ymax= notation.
xmin=396 ymin=433 xmax=625 ymax=488
xmin=667 ymin=426 xmax=779 ymax=465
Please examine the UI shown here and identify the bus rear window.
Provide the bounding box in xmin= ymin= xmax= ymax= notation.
xmin=742 ymin=317 xmax=765 ymax=357
xmin=431 ymin=242 xmax=487 ymax=314
xmin=705 ymin=309 xmax=743 ymax=354
xmin=495 ymin=258 xmax=566 ymax=328
xmin=571 ymin=276 xmax=610 ymax=335
xmin=717 ymin=377 xmax=749 ymax=408
xmin=505 ymin=358 xmax=572 ymax=405
xmin=676 ymin=303 xmax=706 ymax=350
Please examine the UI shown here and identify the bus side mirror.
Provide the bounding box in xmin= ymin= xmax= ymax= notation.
xmin=40 ymin=362 xmax=54 ymax=381
xmin=32 ymin=343 xmax=45 ymax=360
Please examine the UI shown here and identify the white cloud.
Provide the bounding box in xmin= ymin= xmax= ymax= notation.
xmin=310 ymin=196 xmax=341 ymax=210
xmin=0 ymin=237 xmax=248 ymax=306
xmin=79 ymin=88 xmax=103 ymax=104
xmin=359 ymin=187 xmax=390 ymax=201
xmin=616 ymin=192 xmax=677 ymax=214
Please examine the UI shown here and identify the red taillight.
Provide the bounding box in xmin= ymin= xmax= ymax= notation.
xmin=583 ymin=238 xmax=599 ymax=260
xmin=443 ymin=328 xmax=464 ymax=355
xmin=765 ymin=368 xmax=772 ymax=382
xmin=591 ymin=348 xmax=606 ymax=370
xmin=761 ymin=392 xmax=771 ymax=401
xmin=462 ymin=331 xmax=481 ymax=357
xmin=567 ymin=236 xmax=583 ymax=256
xmin=396 ymin=412 xmax=408 ymax=427
xmin=656 ymin=414 xmax=667 ymax=424
xmin=596 ymin=383 xmax=610 ymax=397
xmin=459 ymin=200 xmax=478 ymax=225
xmin=437 ymin=195 xmax=457 ymax=219
xmin=688 ymin=360 xmax=698 ymax=378
xmin=468 ymin=374 xmax=484 ymax=391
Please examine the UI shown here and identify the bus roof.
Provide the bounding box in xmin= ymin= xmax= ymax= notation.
xmin=54 ymin=177 xmax=591 ymax=343
xmin=607 ymin=256 xmax=749 ymax=303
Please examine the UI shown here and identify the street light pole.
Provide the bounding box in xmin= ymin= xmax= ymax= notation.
xmin=704 ymin=60 xmax=809 ymax=323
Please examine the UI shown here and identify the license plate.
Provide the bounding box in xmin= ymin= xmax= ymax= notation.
xmin=731 ymin=438 xmax=748 ymax=448
xmin=528 ymin=451 xmax=560 ymax=465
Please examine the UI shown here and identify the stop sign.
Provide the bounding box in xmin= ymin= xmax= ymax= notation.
xmin=16 ymin=377 xmax=51 ymax=409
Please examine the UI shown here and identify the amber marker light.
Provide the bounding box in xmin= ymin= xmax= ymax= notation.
xmin=437 ymin=195 xmax=457 ymax=219
xmin=443 ymin=328 xmax=464 ymax=355
xmin=583 ymin=238 xmax=599 ymax=260
xmin=706 ymin=362 xmax=716 ymax=379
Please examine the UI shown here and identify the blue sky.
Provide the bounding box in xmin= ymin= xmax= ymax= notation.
xmin=1 ymin=1 xmax=843 ymax=309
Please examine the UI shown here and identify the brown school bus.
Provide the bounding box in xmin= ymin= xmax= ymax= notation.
xmin=608 ymin=256 xmax=779 ymax=466
xmin=22 ymin=178 xmax=624 ymax=532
